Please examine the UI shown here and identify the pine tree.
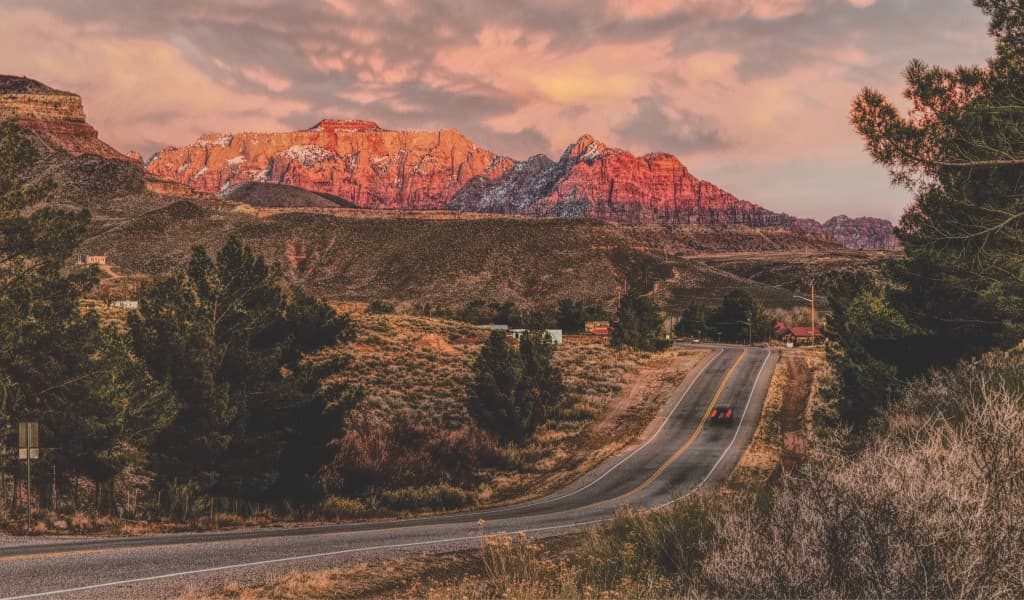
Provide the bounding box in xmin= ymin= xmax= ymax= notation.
xmin=611 ymin=293 xmax=669 ymax=350
xmin=674 ymin=303 xmax=708 ymax=339
xmin=849 ymin=0 xmax=1024 ymax=371
xmin=709 ymin=290 xmax=770 ymax=344
xmin=467 ymin=330 xmax=563 ymax=444
xmin=0 ymin=121 xmax=138 ymax=503
xmin=130 ymin=237 xmax=351 ymax=504
xmin=824 ymin=1 xmax=1024 ymax=430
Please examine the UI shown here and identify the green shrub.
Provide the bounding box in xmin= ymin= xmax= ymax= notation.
xmin=375 ymin=484 xmax=475 ymax=512
xmin=367 ymin=300 xmax=396 ymax=314
xmin=319 ymin=496 xmax=373 ymax=521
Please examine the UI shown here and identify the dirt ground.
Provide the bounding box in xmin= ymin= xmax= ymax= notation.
xmin=725 ymin=346 xmax=823 ymax=492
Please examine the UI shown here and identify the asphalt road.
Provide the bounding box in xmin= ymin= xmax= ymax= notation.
xmin=0 ymin=344 xmax=777 ymax=600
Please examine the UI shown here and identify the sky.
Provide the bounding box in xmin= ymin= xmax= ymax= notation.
xmin=0 ymin=0 xmax=995 ymax=221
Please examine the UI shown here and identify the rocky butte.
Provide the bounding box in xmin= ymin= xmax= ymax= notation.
xmin=0 ymin=75 xmax=124 ymax=160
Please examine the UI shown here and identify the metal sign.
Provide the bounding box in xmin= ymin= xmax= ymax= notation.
xmin=18 ymin=422 xmax=39 ymax=460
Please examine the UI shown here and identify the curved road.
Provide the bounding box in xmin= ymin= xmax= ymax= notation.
xmin=0 ymin=344 xmax=777 ymax=599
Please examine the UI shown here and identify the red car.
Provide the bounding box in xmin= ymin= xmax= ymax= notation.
xmin=709 ymin=405 xmax=734 ymax=424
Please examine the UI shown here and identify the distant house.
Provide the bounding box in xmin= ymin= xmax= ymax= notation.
xmin=78 ymin=255 xmax=106 ymax=266
xmin=585 ymin=320 xmax=611 ymax=336
xmin=110 ymin=300 xmax=139 ymax=310
xmin=786 ymin=326 xmax=822 ymax=346
xmin=508 ymin=329 xmax=563 ymax=344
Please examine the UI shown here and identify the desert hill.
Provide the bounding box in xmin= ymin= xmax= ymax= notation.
xmin=222 ymin=181 xmax=357 ymax=208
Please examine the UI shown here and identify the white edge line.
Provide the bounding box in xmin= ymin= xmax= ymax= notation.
xmin=0 ymin=519 xmax=607 ymax=600
xmin=3 ymin=347 xmax=774 ymax=600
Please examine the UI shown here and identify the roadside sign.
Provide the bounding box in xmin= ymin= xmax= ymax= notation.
xmin=18 ymin=422 xmax=39 ymax=460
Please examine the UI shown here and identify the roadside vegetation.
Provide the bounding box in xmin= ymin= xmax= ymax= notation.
xmin=313 ymin=306 xmax=704 ymax=517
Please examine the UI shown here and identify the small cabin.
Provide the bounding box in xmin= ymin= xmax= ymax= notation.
xmin=585 ymin=320 xmax=611 ymax=336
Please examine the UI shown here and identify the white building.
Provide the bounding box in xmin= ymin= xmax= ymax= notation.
xmin=508 ymin=329 xmax=563 ymax=344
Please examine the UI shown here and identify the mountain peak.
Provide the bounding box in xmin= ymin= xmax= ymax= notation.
xmin=564 ymin=134 xmax=608 ymax=162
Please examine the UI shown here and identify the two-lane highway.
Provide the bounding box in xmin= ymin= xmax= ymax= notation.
xmin=0 ymin=345 xmax=777 ymax=599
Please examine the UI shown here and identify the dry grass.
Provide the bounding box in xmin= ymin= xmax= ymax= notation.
xmin=318 ymin=302 xmax=706 ymax=511
xmin=725 ymin=347 xmax=823 ymax=492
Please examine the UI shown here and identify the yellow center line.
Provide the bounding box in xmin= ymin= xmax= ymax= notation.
xmin=0 ymin=548 xmax=104 ymax=562
xmin=615 ymin=348 xmax=746 ymax=500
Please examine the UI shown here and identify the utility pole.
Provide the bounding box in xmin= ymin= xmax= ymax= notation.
xmin=747 ymin=310 xmax=753 ymax=346
xmin=810 ymin=281 xmax=816 ymax=347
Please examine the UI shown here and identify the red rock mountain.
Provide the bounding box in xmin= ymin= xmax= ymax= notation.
xmin=0 ymin=76 xmax=125 ymax=160
xmin=146 ymin=119 xmax=514 ymax=209
xmin=147 ymin=118 xmax=897 ymax=249
xmin=452 ymin=134 xmax=787 ymax=227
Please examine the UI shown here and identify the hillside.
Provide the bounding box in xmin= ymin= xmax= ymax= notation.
xmin=317 ymin=304 xmax=708 ymax=511
xmin=221 ymin=182 xmax=356 ymax=208
xmin=81 ymin=198 xmax=864 ymax=311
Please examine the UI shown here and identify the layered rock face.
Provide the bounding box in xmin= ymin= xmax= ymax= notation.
xmin=453 ymin=134 xmax=788 ymax=226
xmin=0 ymin=76 xmax=124 ymax=160
xmin=146 ymin=119 xmax=515 ymax=209
xmin=148 ymin=119 xmax=897 ymax=249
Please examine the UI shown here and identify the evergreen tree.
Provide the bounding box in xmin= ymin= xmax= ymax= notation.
xmin=517 ymin=331 xmax=564 ymax=427
xmin=556 ymin=299 xmax=605 ymax=333
xmin=0 ymin=121 xmax=144 ymax=502
xmin=824 ymin=274 xmax=923 ymax=430
xmin=674 ymin=303 xmax=708 ymax=339
xmin=130 ymin=237 xmax=351 ymax=504
xmin=612 ymin=293 xmax=669 ymax=350
xmin=709 ymin=290 xmax=770 ymax=344
xmin=835 ymin=1 xmax=1024 ymax=425
xmin=467 ymin=330 xmax=563 ymax=444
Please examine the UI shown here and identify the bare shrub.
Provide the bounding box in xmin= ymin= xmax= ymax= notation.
xmin=703 ymin=350 xmax=1024 ymax=598
xmin=321 ymin=412 xmax=502 ymax=496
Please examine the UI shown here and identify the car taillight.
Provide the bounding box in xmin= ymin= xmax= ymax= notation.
xmin=725 ymin=409 xmax=733 ymax=418
xmin=710 ymin=410 xmax=718 ymax=418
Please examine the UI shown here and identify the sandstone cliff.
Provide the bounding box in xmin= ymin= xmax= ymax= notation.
xmin=146 ymin=119 xmax=515 ymax=209
xmin=0 ymin=75 xmax=125 ymax=160
xmin=146 ymin=118 xmax=898 ymax=250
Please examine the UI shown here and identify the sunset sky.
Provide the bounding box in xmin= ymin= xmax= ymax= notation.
xmin=0 ymin=0 xmax=994 ymax=220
